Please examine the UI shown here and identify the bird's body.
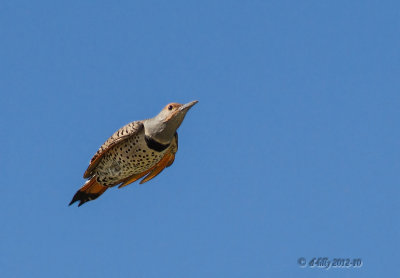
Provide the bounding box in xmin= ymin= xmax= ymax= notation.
xmin=69 ymin=101 xmax=197 ymax=207
xmin=84 ymin=121 xmax=171 ymax=186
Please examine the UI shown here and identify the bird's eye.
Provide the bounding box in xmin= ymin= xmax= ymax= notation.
xmin=168 ymin=105 xmax=173 ymax=110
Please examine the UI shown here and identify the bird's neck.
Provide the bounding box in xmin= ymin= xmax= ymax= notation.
xmin=143 ymin=118 xmax=176 ymax=145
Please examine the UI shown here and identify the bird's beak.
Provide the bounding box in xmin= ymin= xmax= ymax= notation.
xmin=179 ymin=100 xmax=198 ymax=112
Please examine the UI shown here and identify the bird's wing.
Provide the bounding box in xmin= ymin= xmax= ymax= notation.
xmin=118 ymin=132 xmax=178 ymax=188
xmin=83 ymin=121 xmax=144 ymax=179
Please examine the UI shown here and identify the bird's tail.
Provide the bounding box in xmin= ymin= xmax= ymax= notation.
xmin=69 ymin=178 xmax=108 ymax=207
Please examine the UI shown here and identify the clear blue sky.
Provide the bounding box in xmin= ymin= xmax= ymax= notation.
xmin=1 ymin=1 xmax=399 ymax=277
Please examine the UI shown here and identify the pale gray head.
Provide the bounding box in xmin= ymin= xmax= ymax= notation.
xmin=144 ymin=100 xmax=198 ymax=144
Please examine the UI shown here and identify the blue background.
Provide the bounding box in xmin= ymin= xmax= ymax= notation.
xmin=1 ymin=1 xmax=399 ymax=277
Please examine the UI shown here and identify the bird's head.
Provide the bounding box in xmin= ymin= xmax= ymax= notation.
xmin=158 ymin=100 xmax=198 ymax=124
xmin=145 ymin=100 xmax=198 ymax=144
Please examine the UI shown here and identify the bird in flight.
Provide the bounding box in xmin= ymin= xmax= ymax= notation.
xmin=69 ymin=100 xmax=198 ymax=207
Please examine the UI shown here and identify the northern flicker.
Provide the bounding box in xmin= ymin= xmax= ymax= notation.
xmin=69 ymin=100 xmax=198 ymax=207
